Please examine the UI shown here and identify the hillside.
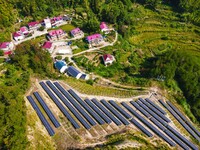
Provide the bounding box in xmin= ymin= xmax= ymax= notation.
xmin=0 ymin=0 xmax=200 ymax=149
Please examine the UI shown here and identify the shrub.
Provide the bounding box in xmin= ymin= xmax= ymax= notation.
xmin=55 ymin=55 xmax=62 ymax=60
xmin=0 ymin=50 xmax=4 ymax=56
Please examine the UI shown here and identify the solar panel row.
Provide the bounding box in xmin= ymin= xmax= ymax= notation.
xmin=135 ymin=100 xmax=198 ymax=150
xmin=108 ymin=100 xmax=132 ymax=119
xmin=27 ymin=95 xmax=55 ymax=136
xmin=158 ymin=100 xmax=200 ymax=142
xmin=135 ymin=100 xmax=168 ymax=127
xmin=130 ymin=118 xmax=153 ymax=137
xmin=33 ymin=92 xmax=61 ymax=128
xmin=139 ymin=98 xmax=171 ymax=123
xmin=68 ymin=89 xmax=105 ymax=125
xmin=121 ymin=102 xmax=176 ymax=147
xmin=91 ymin=99 xmax=122 ymax=126
xmin=39 ymin=82 xmax=80 ymax=129
xmin=131 ymin=101 xmax=151 ymax=118
xmin=53 ymin=82 xmax=96 ymax=126
xmin=167 ymin=101 xmax=200 ymax=138
xmin=145 ymin=98 xmax=166 ymax=115
xmin=85 ymin=99 xmax=112 ymax=124
xmin=46 ymin=81 xmax=91 ymax=129
xmin=101 ymin=99 xmax=130 ymax=126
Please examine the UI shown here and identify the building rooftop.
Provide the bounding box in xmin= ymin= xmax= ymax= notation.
xmin=71 ymin=28 xmax=81 ymax=35
xmin=54 ymin=61 xmax=67 ymax=71
xmin=103 ymin=54 xmax=114 ymax=61
xmin=67 ymin=66 xmax=81 ymax=77
xmin=100 ymin=22 xmax=108 ymax=30
xmin=0 ymin=42 xmax=10 ymax=49
xmin=28 ymin=21 xmax=39 ymax=27
xmin=42 ymin=41 xmax=52 ymax=49
xmin=87 ymin=34 xmax=102 ymax=41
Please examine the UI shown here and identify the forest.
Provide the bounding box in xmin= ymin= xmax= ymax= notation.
xmin=0 ymin=0 xmax=200 ymax=149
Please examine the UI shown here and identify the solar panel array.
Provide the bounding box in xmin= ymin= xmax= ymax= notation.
xmin=68 ymin=89 xmax=105 ymax=125
xmin=46 ymin=81 xmax=91 ymax=129
xmin=91 ymin=99 xmax=122 ymax=126
xmin=33 ymin=92 xmax=61 ymax=128
xmin=159 ymin=99 xmax=200 ymax=142
xmin=39 ymin=81 xmax=80 ymax=129
xmin=85 ymin=99 xmax=112 ymax=124
xmin=27 ymin=95 xmax=55 ymax=136
xmin=27 ymin=80 xmax=199 ymax=148
xmin=53 ymin=82 xmax=96 ymax=126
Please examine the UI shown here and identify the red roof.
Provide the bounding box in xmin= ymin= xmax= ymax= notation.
xmin=28 ymin=21 xmax=39 ymax=27
xmin=42 ymin=41 xmax=52 ymax=49
xmin=0 ymin=42 xmax=9 ymax=49
xmin=13 ymin=31 xmax=22 ymax=37
xmin=100 ymin=22 xmax=108 ymax=30
xmin=20 ymin=26 xmax=28 ymax=32
xmin=4 ymin=50 xmax=12 ymax=55
xmin=103 ymin=54 xmax=114 ymax=61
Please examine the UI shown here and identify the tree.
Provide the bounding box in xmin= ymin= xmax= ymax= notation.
xmin=0 ymin=50 xmax=4 ymax=56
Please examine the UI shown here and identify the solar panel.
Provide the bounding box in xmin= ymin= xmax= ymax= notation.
xmin=145 ymin=98 xmax=166 ymax=115
xmin=135 ymin=100 xmax=168 ymax=127
xmin=45 ymin=81 xmax=91 ymax=129
xmin=39 ymin=82 xmax=80 ymax=129
xmin=91 ymin=99 xmax=122 ymax=126
xmin=67 ymin=89 xmax=105 ymax=125
xmin=139 ymin=98 xmax=170 ymax=123
xmin=121 ymin=102 xmax=176 ymax=147
xmin=108 ymin=100 xmax=132 ymax=119
xmin=131 ymin=101 xmax=151 ymax=118
xmin=150 ymin=117 xmax=166 ymax=131
xmin=130 ymin=118 xmax=153 ymax=137
xmin=85 ymin=99 xmax=112 ymax=124
xmin=159 ymin=100 xmax=200 ymax=142
xmin=167 ymin=125 xmax=198 ymax=150
xmin=164 ymin=130 xmax=189 ymax=150
xmin=53 ymin=82 xmax=96 ymax=126
xmin=27 ymin=95 xmax=55 ymax=136
xmin=101 ymin=99 xmax=130 ymax=126
xmin=185 ymin=121 xmax=200 ymax=137
xmin=166 ymin=101 xmax=187 ymax=121
xmin=33 ymin=92 xmax=61 ymax=128
xmin=167 ymin=101 xmax=200 ymax=137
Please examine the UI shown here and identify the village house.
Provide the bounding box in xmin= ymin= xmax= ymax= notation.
xmin=51 ymin=16 xmax=63 ymax=26
xmin=48 ymin=29 xmax=65 ymax=40
xmin=42 ymin=41 xmax=54 ymax=53
xmin=44 ymin=18 xmax=52 ymax=29
xmin=102 ymin=54 xmax=115 ymax=66
xmin=13 ymin=31 xmax=25 ymax=41
xmin=0 ymin=42 xmax=14 ymax=55
xmin=20 ymin=26 xmax=29 ymax=35
xmin=70 ymin=28 xmax=84 ymax=38
xmin=54 ymin=60 xmax=68 ymax=73
xmin=100 ymin=22 xmax=110 ymax=34
xmin=86 ymin=34 xmax=104 ymax=47
xmin=28 ymin=21 xmax=41 ymax=30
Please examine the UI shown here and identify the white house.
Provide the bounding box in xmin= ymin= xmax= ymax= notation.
xmin=44 ymin=18 xmax=52 ymax=29
xmin=0 ymin=42 xmax=14 ymax=55
xmin=102 ymin=54 xmax=115 ymax=66
xmin=13 ymin=31 xmax=25 ymax=41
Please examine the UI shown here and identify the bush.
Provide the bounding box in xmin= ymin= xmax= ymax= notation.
xmin=38 ymin=26 xmax=45 ymax=31
xmin=86 ymin=79 xmax=94 ymax=85
xmin=55 ymin=55 xmax=62 ymax=60
xmin=0 ymin=50 xmax=4 ymax=56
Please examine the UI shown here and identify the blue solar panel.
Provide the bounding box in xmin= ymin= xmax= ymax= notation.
xmin=166 ymin=101 xmax=187 ymax=121
xmin=135 ymin=100 xmax=169 ymax=126
xmin=159 ymin=100 xmax=200 ymax=142
xmin=167 ymin=101 xmax=200 ymax=138
xmin=163 ymin=130 xmax=189 ymax=150
xmin=53 ymin=82 xmax=96 ymax=126
xmin=27 ymin=95 xmax=55 ymax=136
xmin=150 ymin=117 xmax=166 ymax=131
xmin=108 ymin=100 xmax=132 ymax=119
xmin=67 ymin=89 xmax=105 ymax=125
xmin=39 ymin=82 xmax=80 ymax=129
xmin=45 ymin=81 xmax=91 ymax=129
xmin=33 ymin=92 xmax=60 ymax=128
xmin=130 ymin=101 xmax=151 ymax=118
xmin=101 ymin=99 xmax=130 ymax=126
xmin=145 ymin=98 xmax=166 ymax=115
xmin=139 ymin=98 xmax=171 ymax=123
xmin=130 ymin=118 xmax=153 ymax=137
xmin=85 ymin=99 xmax=112 ymax=124
xmin=91 ymin=99 xmax=122 ymax=126
xmin=167 ymin=125 xmax=198 ymax=150
xmin=121 ymin=102 xmax=176 ymax=147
